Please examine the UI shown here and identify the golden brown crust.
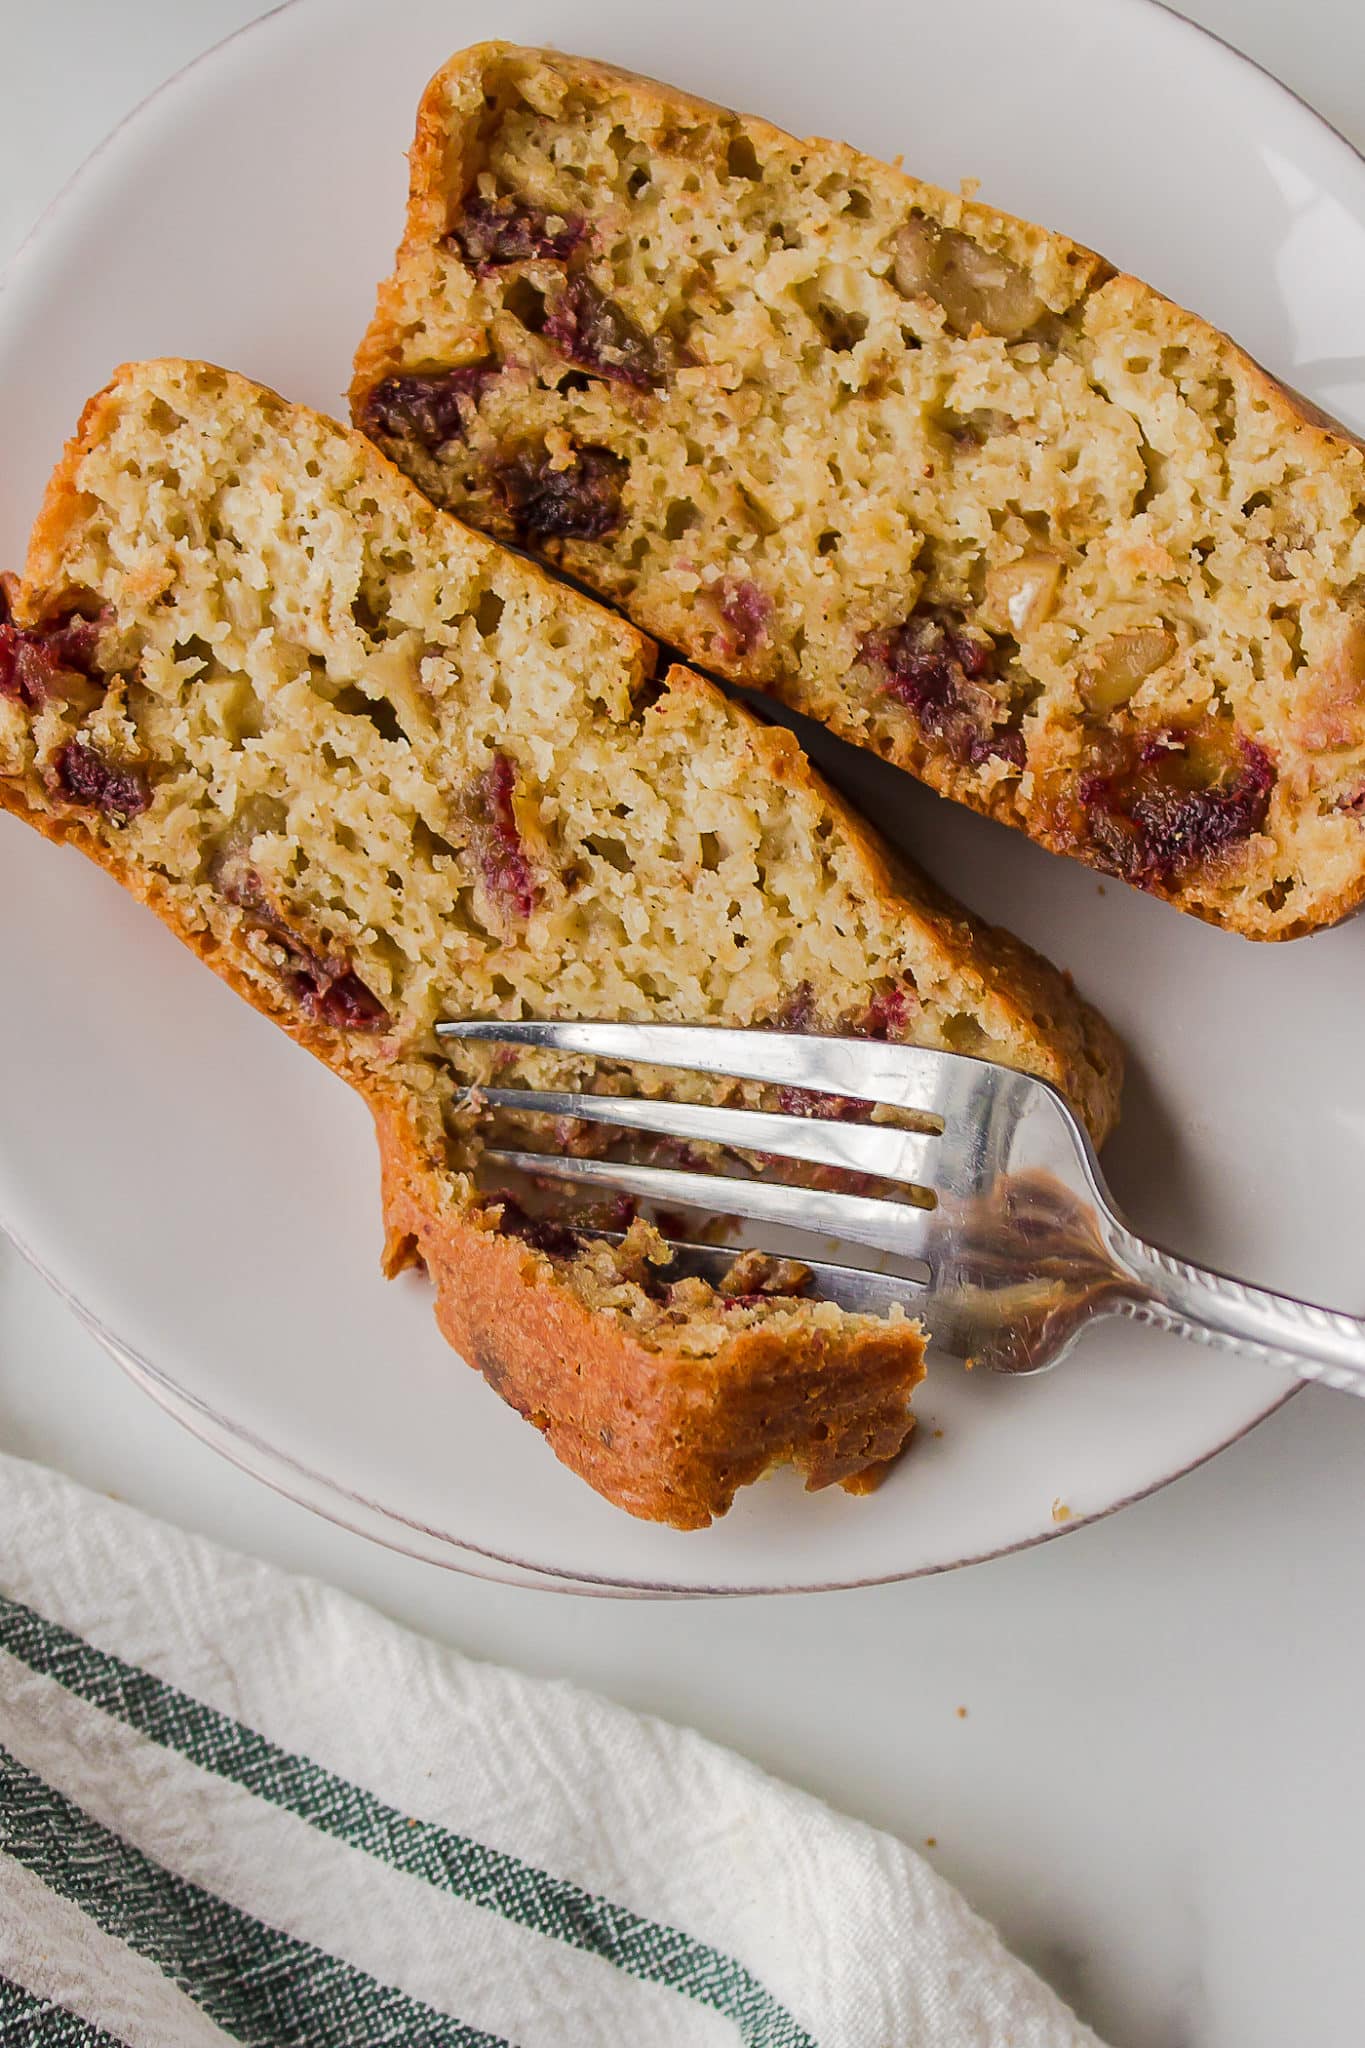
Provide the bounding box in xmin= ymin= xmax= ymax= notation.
xmin=354 ymin=42 xmax=1365 ymax=942
xmin=374 ymin=1103 xmax=923 ymax=1528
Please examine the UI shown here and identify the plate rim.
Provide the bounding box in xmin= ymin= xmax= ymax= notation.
xmin=1 ymin=0 xmax=1343 ymax=1596
xmin=0 ymin=1211 xmax=1300 ymax=1597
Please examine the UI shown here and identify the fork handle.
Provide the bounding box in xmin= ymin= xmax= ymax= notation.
xmin=1114 ymin=1231 xmax=1365 ymax=1393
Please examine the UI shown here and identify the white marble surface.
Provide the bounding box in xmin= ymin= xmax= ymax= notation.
xmin=3 ymin=5 xmax=1365 ymax=2042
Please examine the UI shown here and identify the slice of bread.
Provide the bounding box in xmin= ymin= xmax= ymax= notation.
xmin=353 ymin=41 xmax=1365 ymax=940
xmin=0 ymin=361 xmax=1120 ymax=1527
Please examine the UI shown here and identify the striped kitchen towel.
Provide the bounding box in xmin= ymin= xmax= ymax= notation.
xmin=0 ymin=1450 xmax=1104 ymax=2046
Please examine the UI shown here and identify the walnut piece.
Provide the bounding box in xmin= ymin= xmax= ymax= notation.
xmin=1079 ymin=627 xmax=1178 ymax=714
xmin=985 ymin=554 xmax=1062 ymax=635
xmin=893 ymin=217 xmax=1046 ymax=340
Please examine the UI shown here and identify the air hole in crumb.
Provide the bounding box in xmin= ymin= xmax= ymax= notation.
xmin=1134 ymin=441 xmax=1166 ymax=513
xmin=585 ymin=833 xmax=632 ymax=872
xmin=333 ymin=686 xmax=407 ymax=746
xmin=144 ymin=398 xmax=184 ymax=436
xmin=844 ymin=188 xmax=872 ymax=218
xmin=504 ymin=277 xmax=547 ymax=332
xmin=795 ymin=279 xmax=867 ymax=353
xmin=1261 ymin=876 xmax=1294 ymax=912
xmin=699 ymin=831 xmax=723 ymax=869
xmin=817 ymin=530 xmax=840 ymax=556
xmin=352 ymin=590 xmax=384 ymax=636
xmin=172 ymin=635 xmax=217 ymax=674
xmin=413 ymin=817 xmax=461 ymax=863
xmin=474 ymin=589 xmax=505 ymax=637
xmin=819 ymin=305 xmax=867 ymax=352
xmin=943 ymin=1012 xmax=987 ymax=1054
xmin=725 ymin=134 xmax=762 ymax=180
xmin=664 ymin=498 xmax=700 ymax=540
xmin=738 ymin=485 xmax=779 ymax=536
xmin=626 ymin=166 xmax=650 ymax=199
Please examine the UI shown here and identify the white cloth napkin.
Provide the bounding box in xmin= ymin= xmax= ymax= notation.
xmin=0 ymin=1449 xmax=1105 ymax=2047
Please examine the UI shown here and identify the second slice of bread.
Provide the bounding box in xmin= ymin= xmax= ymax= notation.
xmin=353 ymin=42 xmax=1365 ymax=940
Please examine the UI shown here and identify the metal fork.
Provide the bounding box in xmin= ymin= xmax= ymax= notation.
xmin=437 ymin=1019 xmax=1365 ymax=1391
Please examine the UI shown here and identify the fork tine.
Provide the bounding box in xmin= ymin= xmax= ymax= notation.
xmin=482 ymin=1148 xmax=937 ymax=1268
xmin=475 ymin=1086 xmax=938 ymax=1186
xmin=438 ymin=1018 xmax=954 ymax=1117
xmin=592 ymin=1230 xmax=926 ymax=1317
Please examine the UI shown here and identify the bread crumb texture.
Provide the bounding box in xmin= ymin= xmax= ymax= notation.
xmin=0 ymin=361 xmax=1119 ymax=1522
xmin=353 ymin=41 xmax=1365 ymax=939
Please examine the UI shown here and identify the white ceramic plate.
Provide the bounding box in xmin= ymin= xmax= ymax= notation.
xmin=2 ymin=0 xmax=1363 ymax=1596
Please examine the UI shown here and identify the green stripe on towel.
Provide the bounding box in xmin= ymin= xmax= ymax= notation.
xmin=0 ymin=1744 xmax=513 ymax=2048
xmin=0 ymin=1975 xmax=133 ymax=2047
xmin=0 ymin=1595 xmax=816 ymax=2048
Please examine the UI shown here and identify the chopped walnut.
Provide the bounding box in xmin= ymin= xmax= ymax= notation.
xmin=985 ymin=554 xmax=1062 ymax=635
xmin=893 ymin=216 xmax=1046 ymax=339
xmin=718 ymin=1249 xmax=813 ymax=1298
xmin=1078 ymin=627 xmax=1178 ymax=714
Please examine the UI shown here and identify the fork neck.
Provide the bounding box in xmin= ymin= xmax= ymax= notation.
xmin=1108 ymin=1228 xmax=1365 ymax=1395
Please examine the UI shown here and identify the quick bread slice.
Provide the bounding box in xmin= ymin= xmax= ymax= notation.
xmin=0 ymin=361 xmax=1120 ymax=1527
xmin=353 ymin=41 xmax=1365 ymax=940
